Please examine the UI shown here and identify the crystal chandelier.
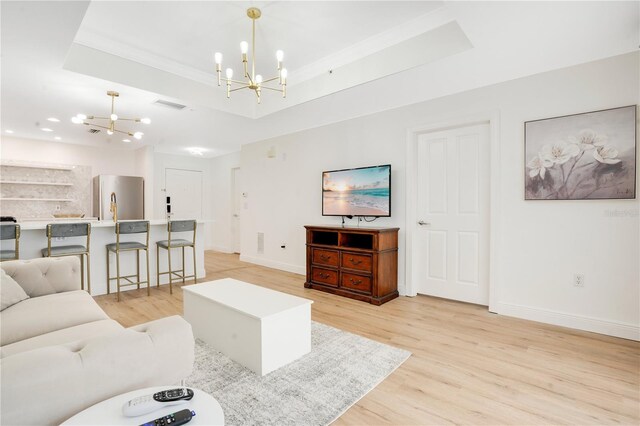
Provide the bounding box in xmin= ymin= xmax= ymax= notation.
xmin=71 ymin=91 xmax=150 ymax=141
xmin=214 ymin=7 xmax=287 ymax=104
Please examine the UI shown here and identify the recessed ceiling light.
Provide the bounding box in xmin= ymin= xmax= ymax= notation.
xmin=47 ymin=117 xmax=60 ymax=122
xmin=54 ymin=136 xmax=62 ymax=140
xmin=122 ymin=139 xmax=131 ymax=143
xmin=41 ymin=128 xmax=53 ymax=132
xmin=5 ymin=130 xmax=14 ymax=134
xmin=187 ymin=147 xmax=206 ymax=156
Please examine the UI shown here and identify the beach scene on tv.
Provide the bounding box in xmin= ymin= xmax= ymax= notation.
xmin=323 ymin=166 xmax=390 ymax=216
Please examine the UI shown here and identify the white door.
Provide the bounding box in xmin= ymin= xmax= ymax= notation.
xmin=415 ymin=124 xmax=490 ymax=305
xmin=231 ymin=167 xmax=241 ymax=254
xmin=165 ymin=168 xmax=203 ymax=220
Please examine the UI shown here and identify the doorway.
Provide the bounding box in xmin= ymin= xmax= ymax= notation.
xmin=408 ymin=122 xmax=492 ymax=305
xmin=231 ymin=167 xmax=241 ymax=254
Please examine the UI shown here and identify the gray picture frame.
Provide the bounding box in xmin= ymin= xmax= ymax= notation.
xmin=524 ymin=105 xmax=637 ymax=200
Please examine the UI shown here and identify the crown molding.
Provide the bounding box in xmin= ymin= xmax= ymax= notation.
xmin=73 ymin=28 xmax=218 ymax=88
xmin=289 ymin=5 xmax=456 ymax=86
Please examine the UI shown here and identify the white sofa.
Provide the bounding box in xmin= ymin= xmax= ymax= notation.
xmin=0 ymin=257 xmax=195 ymax=425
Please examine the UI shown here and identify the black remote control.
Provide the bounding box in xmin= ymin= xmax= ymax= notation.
xmin=139 ymin=408 xmax=195 ymax=426
xmin=153 ymin=388 xmax=194 ymax=403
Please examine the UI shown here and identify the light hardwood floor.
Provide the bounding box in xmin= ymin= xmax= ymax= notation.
xmin=95 ymin=251 xmax=640 ymax=425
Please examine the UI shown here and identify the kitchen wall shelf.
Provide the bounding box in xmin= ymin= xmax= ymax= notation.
xmin=0 ymin=198 xmax=74 ymax=202
xmin=0 ymin=161 xmax=74 ymax=171
xmin=0 ymin=181 xmax=74 ymax=186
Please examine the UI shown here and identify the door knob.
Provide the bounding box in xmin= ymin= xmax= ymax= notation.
xmin=418 ymin=220 xmax=431 ymax=226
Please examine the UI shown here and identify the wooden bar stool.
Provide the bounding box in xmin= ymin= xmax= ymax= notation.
xmin=156 ymin=220 xmax=197 ymax=294
xmin=0 ymin=224 xmax=20 ymax=261
xmin=106 ymin=221 xmax=150 ymax=302
xmin=42 ymin=223 xmax=91 ymax=293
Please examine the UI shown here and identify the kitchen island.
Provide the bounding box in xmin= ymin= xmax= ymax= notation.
xmin=12 ymin=219 xmax=206 ymax=296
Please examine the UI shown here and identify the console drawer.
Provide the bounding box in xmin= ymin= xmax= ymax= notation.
xmin=341 ymin=272 xmax=372 ymax=294
xmin=341 ymin=252 xmax=372 ymax=273
xmin=312 ymin=248 xmax=339 ymax=267
xmin=311 ymin=267 xmax=338 ymax=287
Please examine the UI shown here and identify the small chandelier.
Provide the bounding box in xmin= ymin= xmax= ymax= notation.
xmin=214 ymin=7 xmax=287 ymax=104
xmin=71 ymin=91 xmax=150 ymax=140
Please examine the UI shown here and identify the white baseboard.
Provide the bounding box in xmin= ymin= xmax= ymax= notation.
xmin=208 ymin=244 xmax=234 ymax=254
xmin=495 ymin=301 xmax=639 ymax=341
xmin=239 ymin=255 xmax=306 ymax=275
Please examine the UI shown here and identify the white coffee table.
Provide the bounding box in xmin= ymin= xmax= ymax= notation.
xmin=183 ymin=278 xmax=313 ymax=376
xmin=62 ymin=386 xmax=224 ymax=425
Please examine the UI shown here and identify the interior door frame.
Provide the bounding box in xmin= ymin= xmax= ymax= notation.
xmin=405 ymin=110 xmax=501 ymax=312
xmin=231 ymin=166 xmax=241 ymax=254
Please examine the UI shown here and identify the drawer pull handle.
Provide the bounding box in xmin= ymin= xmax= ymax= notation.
xmin=320 ymin=273 xmax=330 ymax=279
xmin=320 ymin=254 xmax=330 ymax=260
xmin=349 ymin=258 xmax=362 ymax=265
xmin=349 ymin=278 xmax=363 ymax=285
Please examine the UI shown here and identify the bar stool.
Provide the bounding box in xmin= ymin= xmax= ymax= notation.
xmin=0 ymin=224 xmax=20 ymax=261
xmin=106 ymin=221 xmax=150 ymax=302
xmin=156 ymin=220 xmax=197 ymax=294
xmin=41 ymin=223 xmax=91 ymax=293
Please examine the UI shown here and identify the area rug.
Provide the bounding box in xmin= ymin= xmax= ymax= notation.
xmin=185 ymin=321 xmax=411 ymax=426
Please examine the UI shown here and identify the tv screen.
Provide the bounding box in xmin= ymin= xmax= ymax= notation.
xmin=322 ymin=164 xmax=391 ymax=217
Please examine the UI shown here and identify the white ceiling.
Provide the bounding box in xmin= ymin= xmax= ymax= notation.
xmin=1 ymin=1 xmax=638 ymax=158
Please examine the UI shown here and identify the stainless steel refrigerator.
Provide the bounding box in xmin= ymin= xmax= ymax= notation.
xmin=93 ymin=175 xmax=144 ymax=221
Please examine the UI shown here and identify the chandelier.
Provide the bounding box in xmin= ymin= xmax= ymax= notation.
xmin=214 ymin=7 xmax=287 ymax=104
xmin=71 ymin=91 xmax=150 ymax=141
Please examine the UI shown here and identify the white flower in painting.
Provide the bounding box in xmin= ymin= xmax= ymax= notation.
xmin=593 ymin=145 xmax=621 ymax=164
xmin=569 ymin=129 xmax=608 ymax=150
xmin=527 ymin=154 xmax=553 ymax=179
xmin=540 ymin=141 xmax=580 ymax=165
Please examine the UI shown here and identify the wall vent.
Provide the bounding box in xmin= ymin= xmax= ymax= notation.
xmin=257 ymin=232 xmax=264 ymax=254
xmin=87 ymin=128 xmax=100 ymax=133
xmin=153 ymin=99 xmax=187 ymax=110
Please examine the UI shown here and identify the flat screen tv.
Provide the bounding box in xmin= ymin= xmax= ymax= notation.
xmin=322 ymin=164 xmax=391 ymax=217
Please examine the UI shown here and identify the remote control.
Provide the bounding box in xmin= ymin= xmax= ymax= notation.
xmin=139 ymin=409 xmax=195 ymax=426
xmin=122 ymin=388 xmax=194 ymax=417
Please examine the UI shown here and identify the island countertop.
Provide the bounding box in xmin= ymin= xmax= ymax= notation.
xmin=16 ymin=219 xmax=205 ymax=231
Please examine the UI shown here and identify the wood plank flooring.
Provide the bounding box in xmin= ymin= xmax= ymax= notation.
xmin=95 ymin=251 xmax=640 ymax=425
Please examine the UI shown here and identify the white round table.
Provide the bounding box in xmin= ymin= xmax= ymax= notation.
xmin=62 ymin=386 xmax=224 ymax=425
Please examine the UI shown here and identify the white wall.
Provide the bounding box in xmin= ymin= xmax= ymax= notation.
xmin=0 ymin=137 xmax=139 ymax=177
xmin=209 ymin=151 xmax=241 ymax=252
xmin=237 ymin=52 xmax=639 ymax=339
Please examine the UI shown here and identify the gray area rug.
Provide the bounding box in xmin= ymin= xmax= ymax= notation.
xmin=185 ymin=321 xmax=411 ymax=426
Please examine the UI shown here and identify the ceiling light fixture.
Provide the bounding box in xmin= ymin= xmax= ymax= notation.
xmin=54 ymin=136 xmax=62 ymax=140
xmin=71 ymin=91 xmax=151 ymax=139
xmin=122 ymin=139 xmax=131 ymax=143
xmin=5 ymin=130 xmax=14 ymax=134
xmin=214 ymin=8 xmax=287 ymax=104
xmin=41 ymin=128 xmax=53 ymax=132
xmin=47 ymin=117 xmax=60 ymax=122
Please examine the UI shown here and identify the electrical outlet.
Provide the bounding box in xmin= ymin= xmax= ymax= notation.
xmin=573 ymin=273 xmax=585 ymax=287
xmin=55 ymin=205 xmax=61 ymax=211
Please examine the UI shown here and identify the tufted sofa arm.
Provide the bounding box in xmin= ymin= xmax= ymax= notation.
xmin=0 ymin=315 xmax=195 ymax=426
xmin=1 ymin=257 xmax=81 ymax=297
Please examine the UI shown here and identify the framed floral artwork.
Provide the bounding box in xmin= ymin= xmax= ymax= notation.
xmin=525 ymin=105 xmax=637 ymax=200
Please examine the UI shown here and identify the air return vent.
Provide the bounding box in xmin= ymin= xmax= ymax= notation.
xmin=87 ymin=128 xmax=100 ymax=133
xmin=257 ymin=232 xmax=264 ymax=254
xmin=153 ymin=99 xmax=187 ymax=110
